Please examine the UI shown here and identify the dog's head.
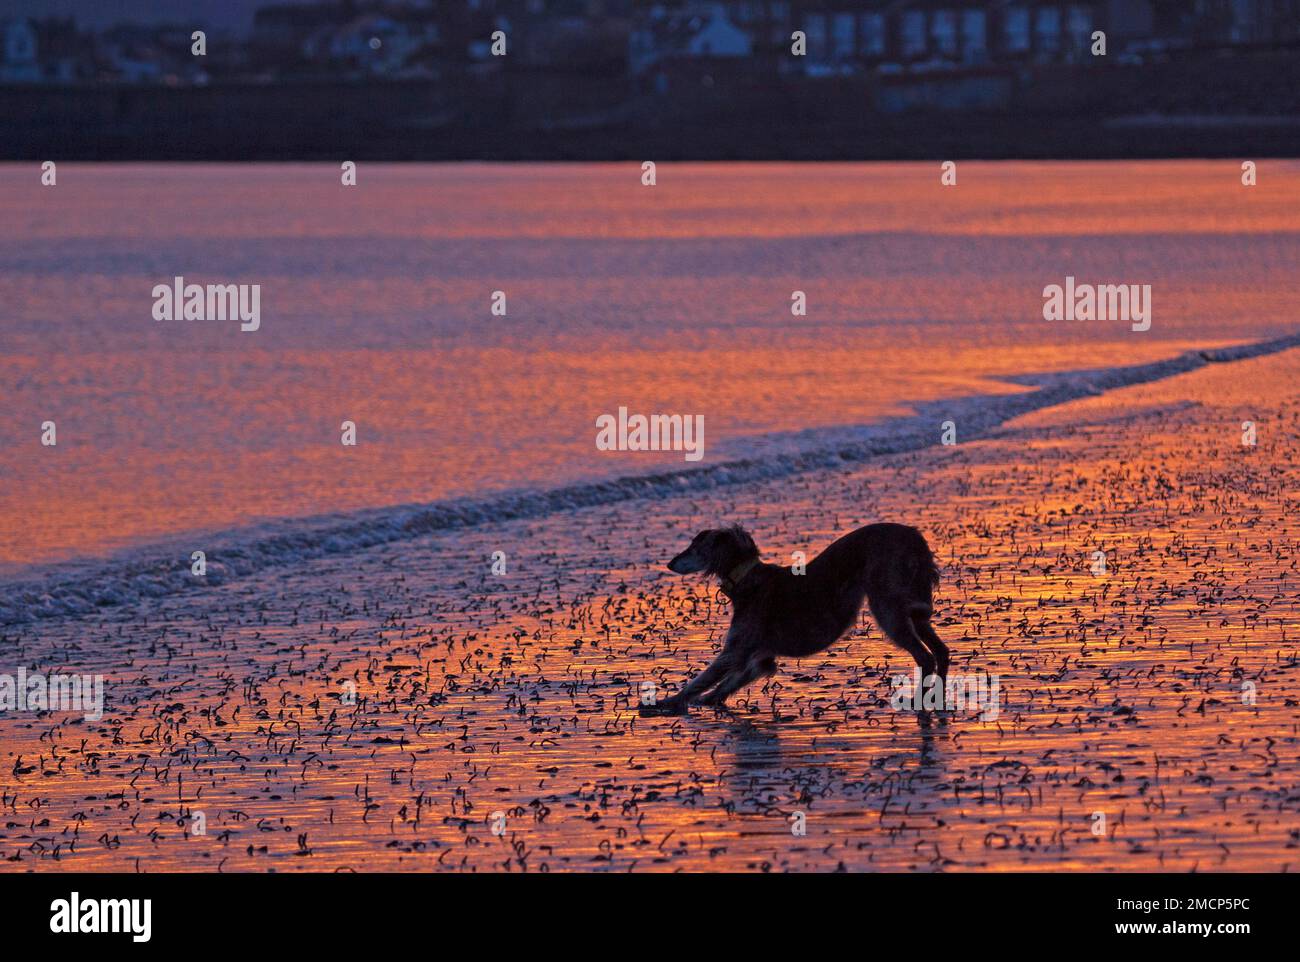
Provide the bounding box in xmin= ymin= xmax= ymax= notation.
xmin=667 ymin=525 xmax=759 ymax=576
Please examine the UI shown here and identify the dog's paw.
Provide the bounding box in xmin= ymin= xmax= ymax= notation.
xmin=639 ymin=699 xmax=687 ymax=717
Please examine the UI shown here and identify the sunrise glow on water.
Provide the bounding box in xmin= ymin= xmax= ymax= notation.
xmin=2 ymin=161 xmax=1298 ymax=568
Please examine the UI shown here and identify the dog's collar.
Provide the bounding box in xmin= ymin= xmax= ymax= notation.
xmin=719 ymin=557 xmax=761 ymax=597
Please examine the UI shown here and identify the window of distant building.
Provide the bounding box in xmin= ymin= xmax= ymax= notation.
xmin=1035 ymin=7 xmax=1061 ymax=53
xmin=3 ymin=20 xmax=37 ymax=64
xmin=901 ymin=10 xmax=925 ymax=57
xmin=931 ymin=10 xmax=958 ymax=57
xmin=962 ymin=9 xmax=987 ymax=62
xmin=805 ymin=13 xmax=827 ymax=59
xmin=1066 ymin=5 xmax=1091 ymax=54
xmin=1003 ymin=7 xmax=1030 ymax=52
xmin=858 ymin=12 xmax=885 ymax=56
xmin=832 ymin=12 xmax=854 ymax=59
xmin=1229 ymin=1 xmax=1257 ymax=44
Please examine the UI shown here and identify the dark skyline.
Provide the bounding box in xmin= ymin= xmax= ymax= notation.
xmin=4 ymin=0 xmax=1297 ymax=162
xmin=0 ymin=0 xmax=310 ymax=32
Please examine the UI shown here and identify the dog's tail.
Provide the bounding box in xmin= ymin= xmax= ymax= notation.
xmin=924 ymin=550 xmax=941 ymax=588
xmin=907 ymin=533 xmax=940 ymax=616
xmin=913 ymin=530 xmax=940 ymax=586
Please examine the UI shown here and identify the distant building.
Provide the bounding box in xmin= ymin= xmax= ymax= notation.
xmin=301 ymin=13 xmax=439 ymax=75
xmin=784 ymin=2 xmax=1101 ymax=72
xmin=4 ymin=0 xmax=1294 ymax=91
xmin=253 ymin=3 xmax=446 ymax=77
xmin=253 ymin=2 xmax=350 ymax=55
xmin=630 ymin=3 xmax=753 ymax=76
xmin=30 ymin=18 xmax=98 ymax=83
xmin=97 ymin=23 xmax=210 ymax=85
xmin=1103 ymin=0 xmax=1300 ymax=53
xmin=504 ymin=0 xmax=630 ymax=72
xmin=627 ymin=2 xmax=1112 ymax=80
xmin=1222 ymin=0 xmax=1300 ymax=44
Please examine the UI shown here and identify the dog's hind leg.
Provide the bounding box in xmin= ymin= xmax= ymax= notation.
xmin=912 ymin=615 xmax=949 ymax=681
xmin=698 ymin=655 xmax=776 ymax=708
xmin=871 ymin=598 xmax=941 ymax=704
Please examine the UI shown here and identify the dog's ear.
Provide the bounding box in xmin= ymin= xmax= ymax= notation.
xmin=685 ymin=529 xmax=715 ymax=552
xmin=725 ymin=525 xmax=758 ymax=556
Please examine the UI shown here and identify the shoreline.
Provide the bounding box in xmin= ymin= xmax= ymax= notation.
xmin=5 ymin=331 xmax=1296 ymax=626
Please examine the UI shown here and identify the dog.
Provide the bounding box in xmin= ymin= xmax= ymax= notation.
xmin=642 ymin=523 xmax=947 ymax=714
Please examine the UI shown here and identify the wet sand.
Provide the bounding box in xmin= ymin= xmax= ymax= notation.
xmin=2 ymin=346 xmax=1298 ymax=872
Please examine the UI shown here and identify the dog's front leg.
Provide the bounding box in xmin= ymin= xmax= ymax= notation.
xmin=644 ymin=652 xmax=736 ymax=715
xmin=697 ymin=655 xmax=775 ymax=708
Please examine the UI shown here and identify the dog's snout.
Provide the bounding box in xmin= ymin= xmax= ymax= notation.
xmin=668 ymin=550 xmax=703 ymax=574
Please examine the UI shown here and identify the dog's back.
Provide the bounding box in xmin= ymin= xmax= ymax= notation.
xmin=818 ymin=522 xmax=938 ymax=608
xmin=740 ymin=523 xmax=938 ymax=659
